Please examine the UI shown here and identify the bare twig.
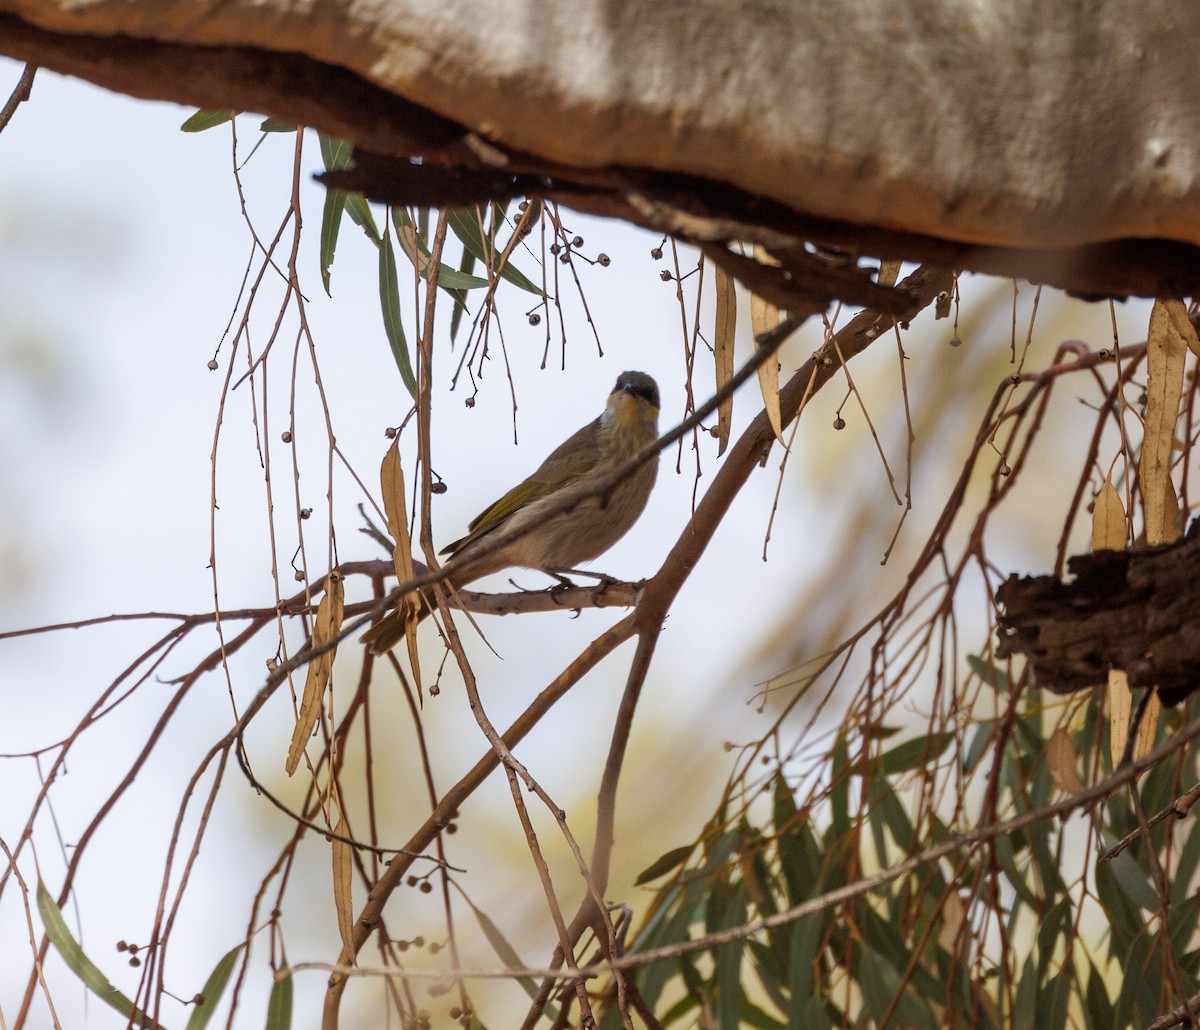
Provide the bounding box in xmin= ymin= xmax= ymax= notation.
xmin=0 ymin=63 xmax=35 ymax=134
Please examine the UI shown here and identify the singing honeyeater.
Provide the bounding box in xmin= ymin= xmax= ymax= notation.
xmin=362 ymin=370 xmax=661 ymax=652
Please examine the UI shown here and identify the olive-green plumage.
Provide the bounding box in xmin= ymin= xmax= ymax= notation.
xmin=363 ymin=371 xmax=660 ymax=652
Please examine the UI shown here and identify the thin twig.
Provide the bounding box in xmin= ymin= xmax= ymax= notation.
xmin=0 ymin=63 xmax=35 ymax=134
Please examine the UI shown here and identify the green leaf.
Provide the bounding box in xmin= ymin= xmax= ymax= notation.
xmin=1171 ymin=895 xmax=1200 ymax=966
xmin=962 ymin=719 xmax=995 ymax=773
xmin=1039 ymin=971 xmax=1070 ymax=1030
xmin=967 ymin=655 xmax=1011 ymax=693
xmin=879 ymin=731 xmax=955 ymax=776
xmin=656 ymin=990 xmax=700 ymax=1026
xmin=180 ymin=109 xmax=233 ymax=132
xmin=777 ymin=819 xmax=821 ymax=907
xmin=713 ymin=886 xmax=747 ymax=1030
xmin=259 ymin=117 xmax=296 ymax=133
xmin=829 ymin=737 xmax=851 ymax=841
xmin=461 ymin=893 xmax=551 ymax=1013
xmin=37 ymin=881 xmax=163 ymax=1029
xmin=378 ymin=232 xmax=417 ymax=397
xmin=747 ymin=937 xmax=789 ymax=1016
xmin=347 ymin=195 xmax=381 ymax=243
xmin=737 ymin=997 xmax=787 ymax=1029
xmin=185 ymin=944 xmax=244 ymax=1030
xmin=1035 ymin=896 xmax=1071 ymax=979
xmin=636 ymin=844 xmax=694 ymax=885
xmin=792 ymin=998 xmax=834 ymax=1030
xmin=1109 ymin=847 xmax=1162 ymax=912
xmin=319 ymin=133 xmax=353 ymax=171
xmin=319 ymin=189 xmax=349 ymax=296
xmin=266 ymin=971 xmax=292 ymax=1030
xmin=447 ymin=208 xmax=542 ymax=295
xmin=1084 ymin=960 xmax=1113 ymax=1030
xmin=392 ymin=209 xmax=490 ymax=293
xmin=1094 ymin=859 xmax=1142 ymax=952
xmin=1174 ymin=824 xmax=1200 ymax=907
xmin=1012 ymin=954 xmax=1038 ymax=1030
xmin=788 ymin=917 xmax=824 ymax=1009
xmin=318 ymin=134 xmax=379 ymax=243
xmin=448 ymin=249 xmax=477 ymax=341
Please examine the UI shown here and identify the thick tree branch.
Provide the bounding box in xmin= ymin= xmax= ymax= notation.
xmin=4 ymin=2 xmax=1200 ymax=296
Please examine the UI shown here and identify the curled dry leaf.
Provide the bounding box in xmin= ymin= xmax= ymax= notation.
xmin=1108 ymin=669 xmax=1131 ymax=770
xmin=285 ymin=572 xmax=345 ymax=775
xmin=1090 ymin=476 xmax=1126 ymax=552
xmin=750 ymin=244 xmax=784 ymax=446
xmin=1142 ymin=299 xmax=1187 ymax=546
xmin=713 ymin=265 xmax=736 ymax=456
xmin=1046 ymin=725 xmax=1083 ymax=794
xmin=1134 ymin=690 xmax=1162 ymax=762
xmin=395 ymin=222 xmax=430 ymax=274
xmin=381 ymin=439 xmax=422 ymax=686
xmin=1166 ymin=297 xmax=1200 ymax=359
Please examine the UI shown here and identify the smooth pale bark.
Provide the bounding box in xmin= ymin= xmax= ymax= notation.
xmin=2 ymin=0 xmax=1199 ymax=295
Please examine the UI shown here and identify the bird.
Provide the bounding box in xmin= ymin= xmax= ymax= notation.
xmin=362 ymin=370 xmax=661 ymax=653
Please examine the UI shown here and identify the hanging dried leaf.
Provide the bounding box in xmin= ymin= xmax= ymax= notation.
xmin=1165 ymin=298 xmax=1200 ymax=358
xmin=331 ymin=805 xmax=356 ymax=957
xmin=285 ymin=572 xmax=345 ymax=775
xmin=1134 ymin=690 xmax=1162 ymax=761
xmin=713 ymin=265 xmax=736 ymax=456
xmin=1046 ymin=725 xmax=1083 ymax=793
xmin=1108 ymin=669 xmax=1131 ymax=769
xmin=380 ymin=440 xmax=422 ymax=686
xmin=1142 ymin=299 xmax=1187 ymax=546
xmin=937 ymin=890 xmax=965 ymax=954
xmin=750 ymin=245 xmax=785 ymax=446
xmin=1158 ymin=476 xmax=1182 ymax=544
xmin=1090 ymin=476 xmax=1126 ymax=551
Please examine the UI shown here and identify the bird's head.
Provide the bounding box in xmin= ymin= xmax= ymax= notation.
xmin=606 ymin=370 xmax=660 ymax=433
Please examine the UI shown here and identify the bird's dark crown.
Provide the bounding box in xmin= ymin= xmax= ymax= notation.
xmin=613 ymin=370 xmax=660 ymax=410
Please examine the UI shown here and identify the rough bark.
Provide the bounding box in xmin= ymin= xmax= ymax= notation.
xmin=996 ymin=524 xmax=1200 ymax=705
xmin=3 ymin=1 xmax=1200 ymax=298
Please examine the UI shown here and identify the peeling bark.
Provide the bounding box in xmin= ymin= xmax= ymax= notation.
xmin=996 ymin=524 xmax=1200 ymax=705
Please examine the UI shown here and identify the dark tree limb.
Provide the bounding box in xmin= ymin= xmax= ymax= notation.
xmin=996 ymin=523 xmax=1200 ymax=704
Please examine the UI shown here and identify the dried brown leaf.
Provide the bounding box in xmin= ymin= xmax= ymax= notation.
xmin=1134 ymin=690 xmax=1162 ymax=761
xmin=381 ymin=440 xmax=422 ymax=686
xmin=1108 ymin=669 xmax=1131 ymax=769
xmin=1166 ymin=299 xmax=1200 ymax=358
xmin=1142 ymin=299 xmax=1187 ymax=545
xmin=750 ymin=245 xmax=784 ymax=446
xmin=286 ymin=573 xmax=345 ymax=775
xmin=1159 ymin=476 xmax=1182 ymax=544
xmin=1091 ymin=476 xmax=1126 ymax=551
xmin=713 ymin=265 xmax=736 ymax=456
xmin=1046 ymin=725 xmax=1083 ymax=794
xmin=937 ymin=890 xmax=965 ymax=954
xmin=331 ymin=807 xmax=355 ymax=957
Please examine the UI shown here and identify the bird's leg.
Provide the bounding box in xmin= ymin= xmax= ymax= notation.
xmin=540 ymin=568 xmax=580 ymax=603
xmin=547 ymin=566 xmax=624 ymax=607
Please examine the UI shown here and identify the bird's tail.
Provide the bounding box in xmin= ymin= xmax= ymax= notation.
xmin=360 ymin=590 xmax=433 ymax=654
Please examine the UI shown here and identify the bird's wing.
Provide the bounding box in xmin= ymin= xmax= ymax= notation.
xmin=442 ymin=417 xmax=602 ymax=555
